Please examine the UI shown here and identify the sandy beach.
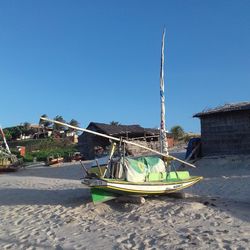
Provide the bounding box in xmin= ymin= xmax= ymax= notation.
xmin=0 ymin=157 xmax=250 ymax=250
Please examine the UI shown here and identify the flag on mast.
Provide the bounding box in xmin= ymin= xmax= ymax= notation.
xmin=160 ymin=29 xmax=169 ymax=155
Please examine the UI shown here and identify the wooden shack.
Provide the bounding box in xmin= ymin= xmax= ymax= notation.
xmin=194 ymin=102 xmax=250 ymax=156
xmin=78 ymin=122 xmax=174 ymax=159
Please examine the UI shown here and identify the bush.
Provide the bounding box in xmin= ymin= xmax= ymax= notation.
xmin=23 ymin=145 xmax=77 ymax=162
xmin=23 ymin=153 xmax=34 ymax=162
xmin=170 ymin=125 xmax=185 ymax=140
xmin=9 ymin=137 xmax=78 ymax=163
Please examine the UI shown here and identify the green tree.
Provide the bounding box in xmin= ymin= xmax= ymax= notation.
xmin=10 ymin=126 xmax=22 ymax=140
xmin=2 ymin=129 xmax=11 ymax=141
xmin=170 ymin=125 xmax=184 ymax=140
xmin=22 ymin=122 xmax=31 ymax=135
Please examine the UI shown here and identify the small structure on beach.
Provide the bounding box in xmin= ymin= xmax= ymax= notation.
xmin=194 ymin=102 xmax=250 ymax=156
xmin=78 ymin=122 xmax=174 ymax=159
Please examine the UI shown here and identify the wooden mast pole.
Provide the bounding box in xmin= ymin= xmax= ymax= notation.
xmin=160 ymin=28 xmax=168 ymax=155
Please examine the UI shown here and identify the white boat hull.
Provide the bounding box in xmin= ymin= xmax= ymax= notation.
xmin=82 ymin=176 xmax=203 ymax=195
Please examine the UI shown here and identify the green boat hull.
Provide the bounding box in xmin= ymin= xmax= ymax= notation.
xmin=91 ymin=188 xmax=119 ymax=204
xmin=88 ymin=173 xmax=203 ymax=204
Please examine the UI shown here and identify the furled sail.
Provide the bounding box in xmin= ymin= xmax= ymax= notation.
xmin=160 ymin=29 xmax=169 ymax=154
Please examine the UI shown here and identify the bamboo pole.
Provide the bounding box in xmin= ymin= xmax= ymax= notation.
xmin=180 ymin=142 xmax=201 ymax=168
xmin=40 ymin=117 xmax=196 ymax=168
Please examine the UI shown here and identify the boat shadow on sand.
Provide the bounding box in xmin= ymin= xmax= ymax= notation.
xmin=95 ymin=192 xmax=250 ymax=223
xmin=0 ymin=237 xmax=51 ymax=250
xmin=1 ymin=186 xmax=250 ymax=223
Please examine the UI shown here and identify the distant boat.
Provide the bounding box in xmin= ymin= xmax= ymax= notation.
xmin=0 ymin=127 xmax=21 ymax=172
xmin=46 ymin=155 xmax=64 ymax=166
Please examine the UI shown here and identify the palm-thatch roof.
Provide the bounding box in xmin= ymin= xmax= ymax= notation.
xmin=193 ymin=102 xmax=250 ymax=118
xmin=87 ymin=122 xmax=160 ymax=137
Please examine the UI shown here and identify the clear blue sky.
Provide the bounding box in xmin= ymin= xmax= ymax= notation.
xmin=0 ymin=0 xmax=249 ymax=132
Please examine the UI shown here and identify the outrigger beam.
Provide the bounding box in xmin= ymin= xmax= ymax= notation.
xmin=40 ymin=117 xmax=196 ymax=168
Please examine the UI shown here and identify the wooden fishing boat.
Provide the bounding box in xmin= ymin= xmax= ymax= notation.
xmin=82 ymin=159 xmax=203 ymax=203
xmin=46 ymin=155 xmax=64 ymax=166
xmin=40 ymin=30 xmax=203 ymax=204
xmin=86 ymin=177 xmax=203 ymax=203
xmin=81 ymin=148 xmax=202 ymax=204
xmin=40 ymin=117 xmax=203 ymax=204
xmin=0 ymin=128 xmax=22 ymax=172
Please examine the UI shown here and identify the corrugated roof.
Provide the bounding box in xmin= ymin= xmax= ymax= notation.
xmin=193 ymin=102 xmax=250 ymax=118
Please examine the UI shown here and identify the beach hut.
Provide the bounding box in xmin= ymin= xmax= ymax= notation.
xmin=194 ymin=102 xmax=250 ymax=156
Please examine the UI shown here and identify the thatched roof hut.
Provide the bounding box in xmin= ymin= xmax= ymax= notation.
xmin=78 ymin=122 xmax=173 ymax=159
xmin=194 ymin=102 xmax=250 ymax=118
xmin=86 ymin=122 xmax=157 ymax=137
xmin=194 ymin=102 xmax=250 ymax=156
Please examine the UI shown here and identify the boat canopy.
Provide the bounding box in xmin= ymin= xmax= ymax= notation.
xmin=124 ymin=156 xmax=166 ymax=182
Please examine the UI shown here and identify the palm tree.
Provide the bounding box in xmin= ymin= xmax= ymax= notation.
xmin=110 ymin=121 xmax=120 ymax=126
xmin=69 ymin=119 xmax=80 ymax=127
xmin=53 ymin=115 xmax=66 ymax=131
xmin=39 ymin=114 xmax=52 ymax=128
xmin=68 ymin=119 xmax=80 ymax=132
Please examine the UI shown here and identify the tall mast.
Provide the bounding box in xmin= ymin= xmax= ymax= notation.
xmin=160 ymin=29 xmax=168 ymax=155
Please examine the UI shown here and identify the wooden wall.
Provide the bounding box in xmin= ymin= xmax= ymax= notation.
xmin=78 ymin=125 xmax=109 ymax=159
xmin=200 ymin=110 xmax=250 ymax=156
xmin=78 ymin=124 xmax=174 ymax=159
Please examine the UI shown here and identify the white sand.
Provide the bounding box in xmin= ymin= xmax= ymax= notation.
xmin=0 ymin=157 xmax=250 ymax=250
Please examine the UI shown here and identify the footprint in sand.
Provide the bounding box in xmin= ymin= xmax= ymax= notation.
xmin=30 ymin=230 xmax=40 ymax=236
xmin=216 ymin=229 xmax=229 ymax=234
xmin=210 ymin=221 xmax=220 ymax=227
xmin=54 ymin=244 xmax=63 ymax=250
xmin=14 ymin=218 xmax=24 ymax=225
xmin=241 ymin=238 xmax=249 ymax=243
xmin=222 ymin=240 xmax=232 ymax=245
xmin=36 ymin=237 xmax=47 ymax=244
xmin=19 ymin=234 xmax=29 ymax=240
xmin=55 ymin=237 xmax=65 ymax=242
xmin=3 ymin=244 xmax=14 ymax=250
xmin=46 ymin=230 xmax=56 ymax=239
xmin=115 ymin=234 xmax=130 ymax=244
xmin=201 ymin=231 xmax=213 ymax=241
